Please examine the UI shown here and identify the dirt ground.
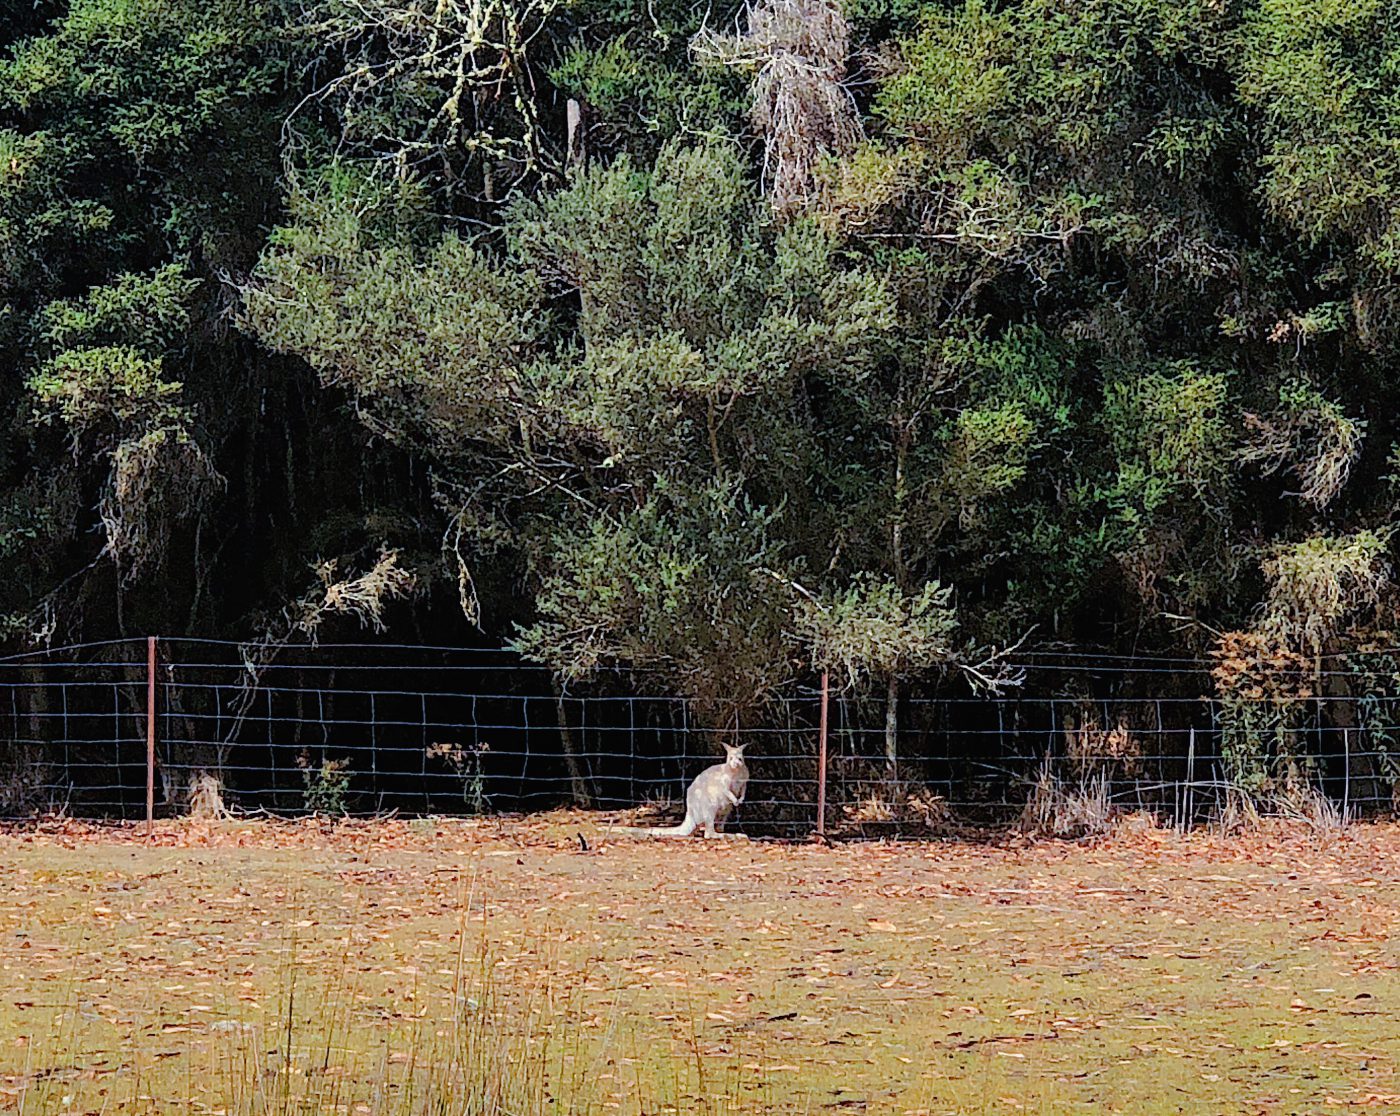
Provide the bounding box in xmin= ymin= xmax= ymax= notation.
xmin=1 ymin=813 xmax=1399 ymax=1114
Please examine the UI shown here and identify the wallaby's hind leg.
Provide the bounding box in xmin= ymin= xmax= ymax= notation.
xmin=704 ymin=821 xmax=719 ymax=838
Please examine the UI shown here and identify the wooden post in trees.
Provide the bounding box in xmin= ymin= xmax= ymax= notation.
xmin=816 ymin=671 xmax=829 ymax=839
xmin=566 ymin=98 xmax=587 ymax=171
xmin=146 ymin=636 xmax=157 ymax=840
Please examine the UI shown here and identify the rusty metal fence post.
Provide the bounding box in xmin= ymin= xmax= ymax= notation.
xmin=815 ymin=670 xmax=829 ymax=838
xmin=146 ymin=635 xmax=157 ymax=839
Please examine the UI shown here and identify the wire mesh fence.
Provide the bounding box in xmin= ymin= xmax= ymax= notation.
xmin=0 ymin=636 xmax=1397 ymax=833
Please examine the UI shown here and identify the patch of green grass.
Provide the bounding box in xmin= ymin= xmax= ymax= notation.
xmin=1 ymin=825 xmax=1398 ymax=1113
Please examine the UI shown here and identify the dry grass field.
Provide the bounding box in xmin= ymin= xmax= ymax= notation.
xmin=1 ymin=813 xmax=1398 ymax=1114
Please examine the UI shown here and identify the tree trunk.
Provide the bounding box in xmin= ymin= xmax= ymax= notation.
xmin=160 ymin=665 xmax=224 ymax=814
xmin=885 ymin=674 xmax=899 ymax=776
xmin=553 ymin=682 xmax=592 ymax=807
xmin=891 ymin=419 xmax=908 ymax=591
xmin=3 ymin=667 xmax=52 ymax=814
xmin=886 ymin=414 xmax=909 ymax=778
xmin=1319 ymin=641 xmax=1380 ymax=810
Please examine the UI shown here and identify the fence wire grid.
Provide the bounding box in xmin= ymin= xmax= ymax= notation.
xmin=0 ymin=637 xmax=1397 ymax=834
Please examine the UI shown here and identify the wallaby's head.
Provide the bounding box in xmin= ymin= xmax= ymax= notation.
xmin=723 ymin=742 xmax=746 ymax=766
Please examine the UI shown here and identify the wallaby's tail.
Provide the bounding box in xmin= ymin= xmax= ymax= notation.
xmin=612 ymin=811 xmax=697 ymax=837
xmin=647 ymin=813 xmax=698 ymax=837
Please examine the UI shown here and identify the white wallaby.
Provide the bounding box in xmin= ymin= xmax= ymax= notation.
xmin=619 ymin=743 xmax=748 ymax=838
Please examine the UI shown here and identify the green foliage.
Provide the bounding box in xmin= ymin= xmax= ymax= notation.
xmin=1237 ymin=0 xmax=1398 ymax=249
xmin=510 ymin=481 xmax=794 ymax=720
xmin=799 ymin=575 xmax=958 ymax=689
xmin=1236 ymin=0 xmax=1400 ymax=346
xmin=0 ymin=0 xmax=298 ymax=621
xmin=938 ymin=404 xmax=1036 ymax=521
xmin=27 ymin=344 xmax=219 ymax=575
xmin=247 ymin=141 xmax=905 ymax=715
xmin=1342 ymin=645 xmax=1400 ymax=796
xmin=875 ymin=2 xmax=1017 ymax=155
xmin=6 ymin=0 xmax=1400 ymax=776
xmin=300 ymin=756 xmax=352 ymax=816
xmin=246 ymin=181 xmax=547 ymax=464
xmin=1211 ymin=630 xmax=1314 ymax=794
xmin=0 ymin=0 xmax=285 ymax=261
xmin=872 ymin=0 xmax=1238 ymax=288
xmin=36 ymin=266 xmax=197 ymax=353
xmin=1103 ymin=362 xmax=1233 ymax=509
xmin=29 ymin=346 xmax=187 ymax=442
xmin=550 ymin=35 xmax=745 ymax=148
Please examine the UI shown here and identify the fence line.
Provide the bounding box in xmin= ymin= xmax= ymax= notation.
xmin=0 ymin=636 xmax=1396 ymax=833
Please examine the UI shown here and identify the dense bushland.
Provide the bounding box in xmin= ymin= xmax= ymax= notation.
xmin=2 ymin=0 xmax=1399 ymax=799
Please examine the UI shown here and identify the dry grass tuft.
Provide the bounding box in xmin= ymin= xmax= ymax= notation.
xmin=185 ymin=770 xmax=229 ymax=820
xmin=836 ymin=781 xmax=952 ymax=836
xmin=1241 ymin=384 xmax=1363 ymax=508
xmin=1274 ymin=780 xmax=1348 ymax=836
xmin=102 ymin=429 xmax=222 ymax=578
xmin=1259 ymin=530 xmax=1390 ymax=652
xmin=1020 ymin=761 xmax=1115 ymax=839
xmin=611 ymin=791 xmax=678 ymax=829
xmin=0 ymin=743 xmax=53 ymax=816
xmin=693 ymin=0 xmax=862 ymax=213
xmin=1212 ymin=785 xmax=1264 ymax=835
xmin=311 ymin=547 xmax=417 ymax=634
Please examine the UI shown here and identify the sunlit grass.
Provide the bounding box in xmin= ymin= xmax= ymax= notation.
xmin=3 ymin=820 xmax=1399 ymax=1113
xmin=6 ymin=885 xmax=811 ymax=1115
